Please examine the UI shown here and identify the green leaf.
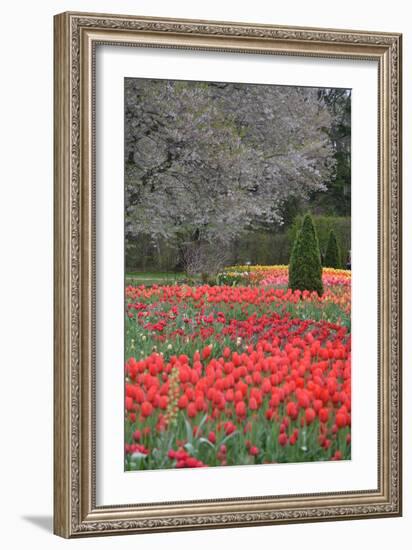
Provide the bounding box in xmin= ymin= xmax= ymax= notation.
xmin=184 ymin=442 xmax=196 ymax=455
xmin=183 ymin=416 xmax=194 ymax=445
xmin=196 ymin=413 xmax=209 ymax=438
xmin=198 ymin=437 xmax=215 ymax=449
xmin=220 ymin=430 xmax=239 ymax=446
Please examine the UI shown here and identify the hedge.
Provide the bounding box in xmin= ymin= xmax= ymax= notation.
xmin=288 ymin=215 xmax=350 ymax=269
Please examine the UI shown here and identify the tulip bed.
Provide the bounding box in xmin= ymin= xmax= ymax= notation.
xmin=220 ymin=265 xmax=351 ymax=290
xmin=125 ymin=268 xmax=351 ymax=470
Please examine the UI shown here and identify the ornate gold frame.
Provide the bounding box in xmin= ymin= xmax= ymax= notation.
xmin=53 ymin=11 xmax=402 ymax=538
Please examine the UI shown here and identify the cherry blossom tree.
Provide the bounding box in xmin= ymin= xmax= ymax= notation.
xmin=125 ymin=78 xmax=336 ymax=272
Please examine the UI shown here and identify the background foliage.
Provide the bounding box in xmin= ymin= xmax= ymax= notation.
xmin=125 ymin=80 xmax=351 ymax=275
xmin=125 ymin=82 xmax=351 ymax=274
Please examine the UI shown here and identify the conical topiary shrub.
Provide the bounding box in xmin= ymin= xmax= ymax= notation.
xmin=288 ymin=213 xmax=323 ymax=295
xmin=324 ymin=229 xmax=341 ymax=268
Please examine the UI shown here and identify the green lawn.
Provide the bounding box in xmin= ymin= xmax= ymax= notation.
xmin=125 ymin=271 xmax=198 ymax=286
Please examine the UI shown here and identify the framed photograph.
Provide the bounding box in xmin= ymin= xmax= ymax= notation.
xmin=53 ymin=11 xmax=402 ymax=538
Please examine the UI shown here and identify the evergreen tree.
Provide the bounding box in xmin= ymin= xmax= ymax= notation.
xmin=324 ymin=229 xmax=341 ymax=268
xmin=288 ymin=213 xmax=323 ymax=295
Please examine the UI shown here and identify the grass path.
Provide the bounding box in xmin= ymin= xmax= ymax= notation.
xmin=125 ymin=271 xmax=199 ymax=286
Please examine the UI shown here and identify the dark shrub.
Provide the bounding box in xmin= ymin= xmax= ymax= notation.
xmin=288 ymin=215 xmax=350 ymax=269
xmin=324 ymin=229 xmax=341 ymax=268
xmin=288 ymin=213 xmax=323 ymax=295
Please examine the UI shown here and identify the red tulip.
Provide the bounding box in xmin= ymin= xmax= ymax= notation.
xmin=286 ymin=401 xmax=298 ymax=420
xmin=187 ymin=403 xmax=197 ymax=418
xmin=125 ymin=396 xmax=134 ymax=411
xmin=235 ymin=401 xmax=247 ymax=418
xmin=305 ymin=408 xmax=316 ymax=425
xmin=319 ymin=408 xmax=329 ymax=423
xmin=278 ymin=433 xmax=288 ymax=447
xmin=336 ymin=412 xmax=347 ymax=428
xmin=249 ymin=397 xmax=258 ymax=411
xmin=178 ymin=395 xmax=188 ymax=409
xmin=202 ymin=346 xmax=212 ymax=360
xmin=141 ymin=401 xmax=153 ymax=417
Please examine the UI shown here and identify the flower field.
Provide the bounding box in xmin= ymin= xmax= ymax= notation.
xmin=125 ymin=266 xmax=351 ymax=470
